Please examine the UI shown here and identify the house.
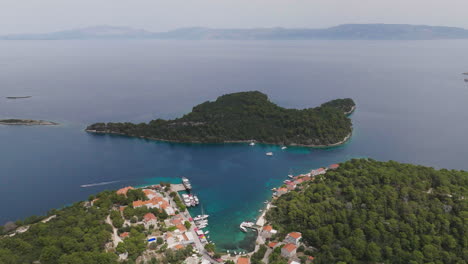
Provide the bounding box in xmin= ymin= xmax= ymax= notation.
xmin=116 ymin=186 xmax=135 ymax=196
xmin=237 ymin=257 xmax=250 ymax=264
xmin=281 ymin=243 xmax=297 ymax=258
xmin=132 ymin=200 xmax=149 ymax=208
xmin=286 ymin=182 xmax=296 ymax=190
xmin=143 ymin=189 xmax=158 ymax=199
xmin=268 ymin=242 xmax=278 ymax=248
xmin=311 ymin=168 xmax=326 ymax=176
xmin=175 ymin=224 xmax=187 ymax=233
xmin=308 ymin=256 xmax=315 ymax=261
xmin=119 ymin=232 xmax=130 ymax=239
xmin=261 ymin=225 xmax=278 ymax=239
xmin=174 ymin=244 xmax=184 ymax=250
xmin=276 ymin=187 xmax=288 ymax=196
xmin=328 ymin=164 xmax=339 ymax=170
xmin=285 ymin=232 xmax=302 ymax=245
xmin=143 ymin=213 xmax=158 ymax=228
xmin=132 ymin=197 xmax=175 ymax=215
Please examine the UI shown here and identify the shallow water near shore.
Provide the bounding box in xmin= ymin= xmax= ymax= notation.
xmin=2 ymin=39 xmax=468 ymax=250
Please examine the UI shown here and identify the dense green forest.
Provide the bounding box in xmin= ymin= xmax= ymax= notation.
xmin=0 ymin=189 xmax=157 ymax=264
xmin=87 ymin=91 xmax=355 ymax=146
xmin=266 ymin=159 xmax=468 ymax=264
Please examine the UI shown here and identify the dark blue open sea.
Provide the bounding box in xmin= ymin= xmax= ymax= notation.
xmin=1 ymin=40 xmax=468 ymax=250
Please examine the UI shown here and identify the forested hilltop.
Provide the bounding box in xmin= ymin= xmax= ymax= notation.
xmin=87 ymin=91 xmax=355 ymax=146
xmin=266 ymin=159 xmax=468 ymax=264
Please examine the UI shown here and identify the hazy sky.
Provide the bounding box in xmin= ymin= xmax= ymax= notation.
xmin=1 ymin=0 xmax=468 ymax=34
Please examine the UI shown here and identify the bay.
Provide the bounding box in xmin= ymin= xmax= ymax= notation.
xmin=1 ymin=39 xmax=468 ymax=250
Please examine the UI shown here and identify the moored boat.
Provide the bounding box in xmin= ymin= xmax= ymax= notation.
xmin=182 ymin=177 xmax=192 ymax=190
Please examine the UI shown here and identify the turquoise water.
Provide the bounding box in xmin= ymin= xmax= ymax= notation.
xmin=2 ymin=39 xmax=468 ymax=250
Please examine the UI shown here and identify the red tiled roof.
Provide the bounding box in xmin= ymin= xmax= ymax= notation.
xmin=237 ymin=257 xmax=250 ymax=264
xmin=288 ymin=232 xmax=302 ymax=239
xmin=144 ymin=213 xmax=157 ymax=222
xmin=329 ymin=164 xmax=339 ymax=169
xmin=268 ymin=242 xmax=278 ymax=248
xmin=263 ymin=225 xmax=273 ymax=232
xmin=283 ymin=243 xmax=297 ymax=252
xmin=317 ymin=168 xmax=325 ymax=172
xmin=176 ymin=224 xmax=187 ymax=232
xmin=308 ymin=256 xmax=315 ymax=260
xmin=133 ymin=200 xmax=148 ymax=207
xmin=116 ymin=186 xmax=134 ymax=196
xmin=175 ymin=244 xmax=184 ymax=250
xmin=119 ymin=232 xmax=130 ymax=238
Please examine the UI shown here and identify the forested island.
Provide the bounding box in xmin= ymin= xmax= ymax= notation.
xmin=86 ymin=91 xmax=355 ymax=146
xmin=266 ymin=159 xmax=468 ymax=264
xmin=0 ymin=119 xmax=58 ymax=126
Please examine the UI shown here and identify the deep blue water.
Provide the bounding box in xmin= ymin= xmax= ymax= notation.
xmin=1 ymin=40 xmax=468 ymax=250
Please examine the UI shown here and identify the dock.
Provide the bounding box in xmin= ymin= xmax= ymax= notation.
xmin=171 ymin=184 xmax=187 ymax=192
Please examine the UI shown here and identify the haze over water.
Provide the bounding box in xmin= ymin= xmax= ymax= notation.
xmin=1 ymin=39 xmax=468 ymax=250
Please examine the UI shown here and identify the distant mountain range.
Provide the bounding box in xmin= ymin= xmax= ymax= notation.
xmin=2 ymin=24 xmax=468 ymax=40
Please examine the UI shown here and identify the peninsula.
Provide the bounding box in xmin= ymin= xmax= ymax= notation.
xmin=0 ymin=119 xmax=58 ymax=126
xmin=86 ymin=91 xmax=355 ymax=147
xmin=265 ymin=159 xmax=468 ymax=263
xmin=6 ymin=96 xmax=32 ymax=99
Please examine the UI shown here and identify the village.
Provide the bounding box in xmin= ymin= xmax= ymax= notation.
xmin=101 ymin=163 xmax=340 ymax=264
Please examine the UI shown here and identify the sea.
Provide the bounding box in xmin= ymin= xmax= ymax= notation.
xmin=1 ymin=39 xmax=468 ymax=251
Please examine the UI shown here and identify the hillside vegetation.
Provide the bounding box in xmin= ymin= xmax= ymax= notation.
xmin=87 ymin=91 xmax=355 ymax=146
xmin=266 ymin=159 xmax=468 ymax=264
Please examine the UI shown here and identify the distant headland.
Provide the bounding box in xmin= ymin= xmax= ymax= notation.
xmin=86 ymin=91 xmax=355 ymax=147
xmin=2 ymin=24 xmax=468 ymax=40
xmin=0 ymin=119 xmax=58 ymax=126
xmin=6 ymin=96 xmax=32 ymax=99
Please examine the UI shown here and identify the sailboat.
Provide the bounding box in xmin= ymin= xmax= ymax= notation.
xmin=194 ymin=204 xmax=209 ymax=221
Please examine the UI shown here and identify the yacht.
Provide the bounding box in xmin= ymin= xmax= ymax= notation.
xmin=249 ymin=142 xmax=255 ymax=146
xmin=281 ymin=146 xmax=287 ymax=150
xmin=182 ymin=177 xmax=192 ymax=190
xmin=266 ymin=152 xmax=273 ymax=156
xmin=194 ymin=215 xmax=209 ymax=221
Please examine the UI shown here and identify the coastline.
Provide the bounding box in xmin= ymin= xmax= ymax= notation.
xmin=85 ymin=129 xmax=353 ymax=148
xmin=344 ymin=105 xmax=356 ymax=116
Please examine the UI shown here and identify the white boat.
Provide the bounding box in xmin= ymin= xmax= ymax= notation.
xmin=249 ymin=142 xmax=255 ymax=146
xmin=182 ymin=177 xmax=192 ymax=190
xmin=288 ymin=175 xmax=294 ymax=178
xmin=205 ymin=231 xmax=210 ymax=234
xmin=194 ymin=195 xmax=200 ymax=205
xmin=266 ymin=152 xmax=273 ymax=156
xmin=194 ymin=214 xmax=209 ymax=221
xmin=281 ymin=146 xmax=287 ymax=150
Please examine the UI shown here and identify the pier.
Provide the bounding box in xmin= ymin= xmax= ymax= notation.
xmin=171 ymin=183 xmax=187 ymax=192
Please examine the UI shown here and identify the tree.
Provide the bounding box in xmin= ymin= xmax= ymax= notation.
xmin=204 ymin=243 xmax=215 ymax=253
xmin=184 ymin=221 xmax=191 ymax=229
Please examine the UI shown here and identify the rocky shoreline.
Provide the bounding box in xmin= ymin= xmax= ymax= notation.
xmin=85 ymin=129 xmax=352 ymax=148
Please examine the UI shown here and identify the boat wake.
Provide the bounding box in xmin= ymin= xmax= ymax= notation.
xmin=80 ymin=180 xmax=121 ymax=188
